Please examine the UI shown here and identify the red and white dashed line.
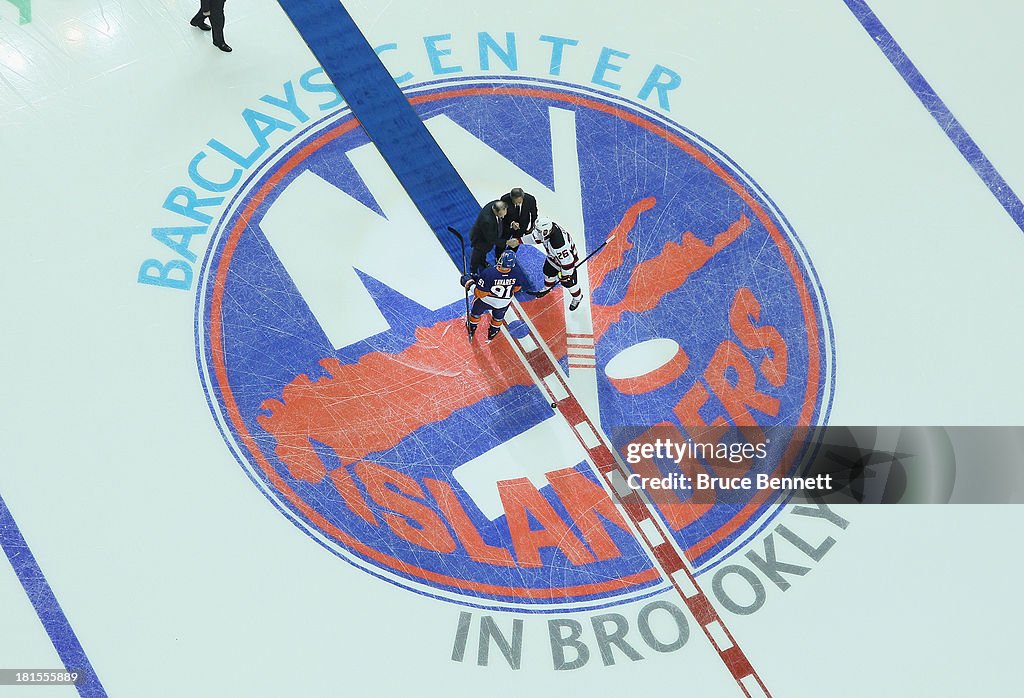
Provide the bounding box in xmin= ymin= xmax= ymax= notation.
xmin=566 ymin=332 xmax=597 ymax=369
xmin=503 ymin=301 xmax=772 ymax=698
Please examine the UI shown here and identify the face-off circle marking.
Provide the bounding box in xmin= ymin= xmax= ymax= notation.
xmin=197 ymin=77 xmax=834 ymax=612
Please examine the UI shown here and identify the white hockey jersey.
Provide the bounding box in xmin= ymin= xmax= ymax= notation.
xmin=539 ymin=222 xmax=579 ymax=271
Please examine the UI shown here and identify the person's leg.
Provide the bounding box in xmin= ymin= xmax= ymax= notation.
xmin=467 ymin=299 xmax=488 ymax=342
xmin=469 ymin=245 xmax=488 ymax=274
xmin=210 ymin=0 xmax=229 ymax=50
xmin=542 ymin=259 xmax=560 ymax=292
xmin=487 ymin=305 xmax=509 ymax=341
xmin=190 ymin=0 xmax=211 ymax=29
xmin=560 ymin=268 xmax=582 ymax=310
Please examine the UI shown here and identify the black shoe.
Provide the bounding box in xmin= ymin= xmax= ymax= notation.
xmin=487 ymin=326 xmax=501 ymax=342
xmin=467 ymin=323 xmax=477 ymax=343
xmin=190 ymin=16 xmax=211 ymax=30
xmin=215 ymin=42 xmax=232 ymax=52
xmin=569 ymin=295 xmax=581 ymax=311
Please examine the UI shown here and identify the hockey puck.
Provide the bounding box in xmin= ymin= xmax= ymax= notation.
xmin=550 ymin=402 xmax=558 ymax=409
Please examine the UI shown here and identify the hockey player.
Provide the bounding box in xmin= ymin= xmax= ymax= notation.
xmin=529 ymin=217 xmax=583 ymax=311
xmin=460 ymin=248 xmax=523 ymax=342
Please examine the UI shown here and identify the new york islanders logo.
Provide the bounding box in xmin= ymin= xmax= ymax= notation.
xmin=197 ymin=77 xmax=834 ymax=612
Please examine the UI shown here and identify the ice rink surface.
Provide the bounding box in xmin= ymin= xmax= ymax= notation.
xmin=2 ymin=1 xmax=1024 ymax=696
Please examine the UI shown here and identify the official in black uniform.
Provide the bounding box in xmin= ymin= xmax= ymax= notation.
xmin=469 ymin=200 xmax=508 ymax=273
xmin=190 ymin=0 xmax=232 ymax=52
xmin=500 ymin=187 xmax=538 ymax=246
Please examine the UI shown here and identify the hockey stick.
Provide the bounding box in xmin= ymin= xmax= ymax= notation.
xmin=446 ymin=226 xmax=473 ymax=343
xmin=524 ymin=234 xmax=615 ymax=297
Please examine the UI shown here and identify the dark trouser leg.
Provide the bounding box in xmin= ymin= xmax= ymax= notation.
xmin=470 ymin=245 xmax=489 ymax=274
xmin=210 ymin=0 xmax=226 ymax=45
xmin=191 ymin=0 xmax=210 ymax=25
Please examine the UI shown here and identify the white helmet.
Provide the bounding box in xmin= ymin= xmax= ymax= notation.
xmin=532 ymin=217 xmax=552 ymax=243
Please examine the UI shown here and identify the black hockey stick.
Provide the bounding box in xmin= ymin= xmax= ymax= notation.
xmin=524 ymin=234 xmax=615 ymax=297
xmin=446 ymin=226 xmax=473 ymax=343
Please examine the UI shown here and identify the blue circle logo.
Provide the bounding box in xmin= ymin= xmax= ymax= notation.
xmin=197 ymin=77 xmax=834 ymax=612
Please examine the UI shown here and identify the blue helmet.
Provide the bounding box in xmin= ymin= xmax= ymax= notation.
xmin=496 ymin=248 xmax=516 ymax=273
